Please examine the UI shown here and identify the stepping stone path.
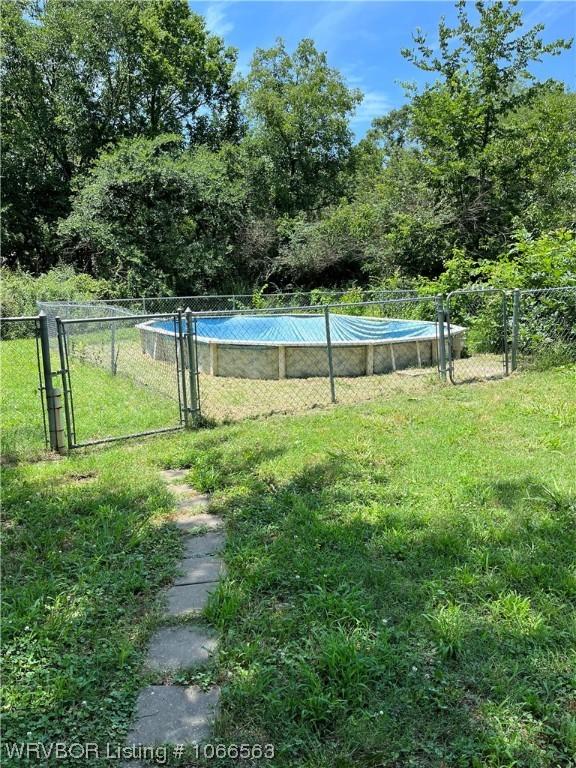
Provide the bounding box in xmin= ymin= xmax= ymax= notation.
xmin=125 ymin=468 xmax=225 ymax=757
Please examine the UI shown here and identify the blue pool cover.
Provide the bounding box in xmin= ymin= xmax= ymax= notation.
xmin=151 ymin=314 xmax=439 ymax=344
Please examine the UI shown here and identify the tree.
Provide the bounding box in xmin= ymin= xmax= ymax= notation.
xmin=1 ymin=1 xmax=72 ymax=270
xmin=59 ymin=136 xmax=248 ymax=295
xmin=279 ymin=149 xmax=451 ymax=285
xmin=1 ymin=0 xmax=239 ymax=270
xmin=244 ymin=38 xmax=362 ymax=215
xmin=498 ymin=87 xmax=576 ymax=233
xmin=400 ymin=0 xmax=572 ymax=257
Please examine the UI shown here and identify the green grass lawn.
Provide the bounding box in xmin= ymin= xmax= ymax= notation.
xmin=0 ymin=337 xmax=506 ymax=447
xmin=2 ymin=354 xmax=575 ymax=766
xmin=1 ymin=339 xmax=182 ymax=458
xmin=0 ymin=338 xmax=49 ymax=460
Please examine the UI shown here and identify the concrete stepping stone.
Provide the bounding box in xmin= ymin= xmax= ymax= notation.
xmin=166 ymin=582 xmax=218 ymax=616
xmin=145 ymin=626 xmax=218 ymax=672
xmin=175 ymin=494 xmax=210 ymax=510
xmin=172 ymin=512 xmax=224 ymax=532
xmin=184 ymin=532 xmax=225 ymax=558
xmin=175 ymin=556 xmax=224 ymax=586
xmin=159 ymin=469 xmax=188 ymax=483
xmin=126 ymin=685 xmax=219 ymax=745
xmin=127 ymin=469 xmax=226 ymax=754
xmin=169 ymin=484 xmax=207 ymax=499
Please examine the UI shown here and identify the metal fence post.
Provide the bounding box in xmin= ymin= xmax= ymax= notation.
xmin=185 ymin=308 xmax=200 ymax=422
xmin=38 ymin=312 xmax=63 ymax=452
xmin=110 ymin=322 xmax=117 ymax=375
xmin=436 ymin=295 xmax=448 ymax=382
xmin=56 ymin=317 xmax=75 ymax=450
xmin=176 ymin=309 xmax=189 ymax=427
xmin=511 ymin=288 xmax=521 ymax=372
xmin=50 ymin=387 xmax=66 ymax=453
xmin=324 ymin=307 xmax=336 ymax=403
xmin=502 ymin=291 xmax=510 ymax=376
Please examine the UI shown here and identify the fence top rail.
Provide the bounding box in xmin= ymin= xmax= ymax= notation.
xmin=60 ymin=311 xmax=181 ymax=325
xmin=58 ymin=295 xmax=440 ymax=325
xmin=447 ymin=287 xmax=506 ymax=298
xmin=187 ymin=295 xmax=436 ymax=316
xmin=519 ymin=286 xmax=576 ymax=295
xmin=74 ymin=288 xmax=417 ymax=303
xmin=222 ymin=295 xmax=432 ymax=313
xmin=31 ymin=283 xmax=576 ymax=310
xmin=38 ymin=301 xmax=136 ymax=315
xmin=30 ymin=284 xmax=576 ymax=327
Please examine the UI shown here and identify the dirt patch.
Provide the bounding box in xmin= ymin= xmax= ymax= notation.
xmin=59 ymin=471 xmax=99 ymax=486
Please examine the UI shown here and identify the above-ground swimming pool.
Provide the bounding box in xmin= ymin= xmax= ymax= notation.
xmin=137 ymin=314 xmax=465 ymax=379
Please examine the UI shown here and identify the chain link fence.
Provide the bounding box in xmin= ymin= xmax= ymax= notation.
xmin=36 ymin=300 xmax=138 ymax=349
xmin=324 ymin=295 xmax=447 ymax=406
xmin=1 ymin=285 xmax=574 ymax=457
xmin=446 ymin=288 xmax=509 ymax=384
xmin=513 ymin=287 xmax=576 ymax=371
xmin=0 ymin=317 xmax=48 ymax=460
xmin=192 ymin=305 xmax=335 ymax=422
xmin=57 ymin=312 xmax=189 ymax=446
xmin=47 ymin=287 xmax=418 ymax=318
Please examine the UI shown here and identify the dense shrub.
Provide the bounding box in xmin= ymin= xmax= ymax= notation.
xmin=59 ymin=136 xmax=249 ymax=297
xmin=0 ymin=266 xmax=111 ymax=338
xmin=480 ymin=229 xmax=576 ymax=289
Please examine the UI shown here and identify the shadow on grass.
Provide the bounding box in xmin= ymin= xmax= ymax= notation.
xmin=183 ymin=442 xmax=575 ymax=767
xmin=1 ymin=466 xmax=183 ymax=758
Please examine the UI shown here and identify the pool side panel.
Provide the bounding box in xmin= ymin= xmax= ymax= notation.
xmin=212 ymin=343 xmax=279 ymax=379
xmin=137 ymin=321 xmax=466 ymax=379
xmin=285 ymin=345 xmax=367 ymax=378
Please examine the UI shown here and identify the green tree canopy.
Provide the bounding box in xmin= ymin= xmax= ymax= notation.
xmin=1 ymin=0 xmax=239 ymax=269
xmin=1 ymin=0 xmax=574 ymax=295
xmin=59 ymin=136 xmax=248 ymax=295
xmin=244 ymin=38 xmax=362 ymax=215
xmin=401 ymin=0 xmax=572 ymax=256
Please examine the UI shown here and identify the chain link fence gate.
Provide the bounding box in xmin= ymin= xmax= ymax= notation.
xmin=54 ymin=310 xmax=200 ymax=448
xmin=446 ymin=288 xmax=510 ymax=384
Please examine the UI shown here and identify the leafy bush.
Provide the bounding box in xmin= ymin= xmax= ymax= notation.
xmin=0 ymin=266 xmax=111 ymax=338
xmin=407 ymin=230 xmax=576 ymax=356
xmin=516 ymin=290 xmax=576 ymax=368
xmin=59 ymin=135 xmax=248 ymax=297
xmin=528 ymin=340 xmax=576 ymax=371
xmin=309 ymin=286 xmax=366 ymax=315
xmin=481 ymin=229 xmax=576 ymax=289
xmin=485 ymin=230 xmax=576 ymax=365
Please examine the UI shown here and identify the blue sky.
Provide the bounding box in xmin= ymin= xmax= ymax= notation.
xmin=190 ymin=0 xmax=576 ymax=136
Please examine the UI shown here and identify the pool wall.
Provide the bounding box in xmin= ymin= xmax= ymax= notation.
xmin=138 ymin=318 xmax=466 ymax=379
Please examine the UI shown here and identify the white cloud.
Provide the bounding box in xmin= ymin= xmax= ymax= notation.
xmin=308 ymin=1 xmax=377 ymax=50
xmin=204 ymin=3 xmax=234 ymax=38
xmin=342 ymin=68 xmax=392 ymax=127
xmin=522 ymin=0 xmax=575 ymax=30
xmin=310 ymin=2 xmax=359 ymax=38
xmin=351 ymin=88 xmax=392 ymax=127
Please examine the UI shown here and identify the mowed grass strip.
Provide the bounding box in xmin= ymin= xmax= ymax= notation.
xmin=1 ymin=362 xmax=575 ymax=766
xmin=1 ymin=453 xmax=184 ymax=765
